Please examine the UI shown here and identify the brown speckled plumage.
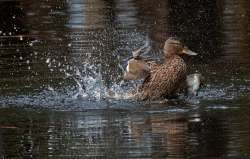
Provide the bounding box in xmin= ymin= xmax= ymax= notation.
xmin=138 ymin=55 xmax=187 ymax=100
xmin=136 ymin=38 xmax=197 ymax=101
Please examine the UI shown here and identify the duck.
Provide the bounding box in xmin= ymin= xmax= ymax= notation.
xmin=136 ymin=37 xmax=198 ymax=101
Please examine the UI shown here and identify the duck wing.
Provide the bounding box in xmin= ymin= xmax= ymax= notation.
xmin=123 ymin=59 xmax=150 ymax=81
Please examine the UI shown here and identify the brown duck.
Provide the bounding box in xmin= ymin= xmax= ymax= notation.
xmin=137 ymin=37 xmax=198 ymax=100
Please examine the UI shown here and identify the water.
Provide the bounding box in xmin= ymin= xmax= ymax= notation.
xmin=0 ymin=0 xmax=250 ymax=158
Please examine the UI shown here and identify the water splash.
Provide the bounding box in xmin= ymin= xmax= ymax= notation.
xmin=68 ymin=65 xmax=138 ymax=101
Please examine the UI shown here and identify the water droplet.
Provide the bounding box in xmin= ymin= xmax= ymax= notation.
xmin=68 ymin=43 xmax=72 ymax=47
xmin=20 ymin=36 xmax=23 ymax=41
xmin=19 ymin=56 xmax=23 ymax=60
xmin=26 ymin=60 xmax=30 ymax=64
xmin=8 ymin=32 xmax=12 ymax=36
xmin=65 ymin=72 xmax=71 ymax=77
xmin=46 ymin=58 xmax=50 ymax=63
xmin=28 ymin=66 xmax=31 ymax=70
xmin=48 ymin=86 xmax=54 ymax=91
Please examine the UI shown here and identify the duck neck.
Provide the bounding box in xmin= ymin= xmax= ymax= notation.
xmin=164 ymin=54 xmax=180 ymax=63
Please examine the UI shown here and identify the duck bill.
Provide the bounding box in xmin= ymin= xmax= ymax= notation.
xmin=182 ymin=47 xmax=198 ymax=56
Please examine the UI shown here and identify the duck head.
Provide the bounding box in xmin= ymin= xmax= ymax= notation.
xmin=163 ymin=37 xmax=197 ymax=58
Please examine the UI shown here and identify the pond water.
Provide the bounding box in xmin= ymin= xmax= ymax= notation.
xmin=0 ymin=0 xmax=250 ymax=158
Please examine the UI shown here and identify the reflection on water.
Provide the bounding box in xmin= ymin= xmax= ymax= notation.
xmin=0 ymin=0 xmax=250 ymax=158
xmin=1 ymin=108 xmax=250 ymax=158
xmin=221 ymin=1 xmax=250 ymax=62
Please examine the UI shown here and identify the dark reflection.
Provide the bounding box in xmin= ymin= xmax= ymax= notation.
xmin=221 ymin=0 xmax=250 ymax=63
xmin=188 ymin=112 xmax=229 ymax=158
xmin=0 ymin=0 xmax=71 ymax=95
xmin=0 ymin=129 xmax=3 ymax=158
xmin=0 ymin=1 xmax=36 ymax=96
xmin=130 ymin=112 xmax=188 ymax=158
xmin=135 ymin=0 xmax=169 ymax=42
xmin=0 ymin=1 xmax=31 ymax=45
xmin=0 ymin=1 xmax=28 ymax=36
xmin=167 ymin=0 xmax=222 ymax=61
xmin=0 ymin=109 xmax=49 ymax=158
xmin=0 ymin=108 xmax=249 ymax=158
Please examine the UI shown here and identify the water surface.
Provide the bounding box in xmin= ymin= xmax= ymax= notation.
xmin=0 ymin=0 xmax=250 ymax=158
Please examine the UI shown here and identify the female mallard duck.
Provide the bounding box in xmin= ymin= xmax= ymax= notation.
xmin=137 ymin=37 xmax=198 ymax=101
